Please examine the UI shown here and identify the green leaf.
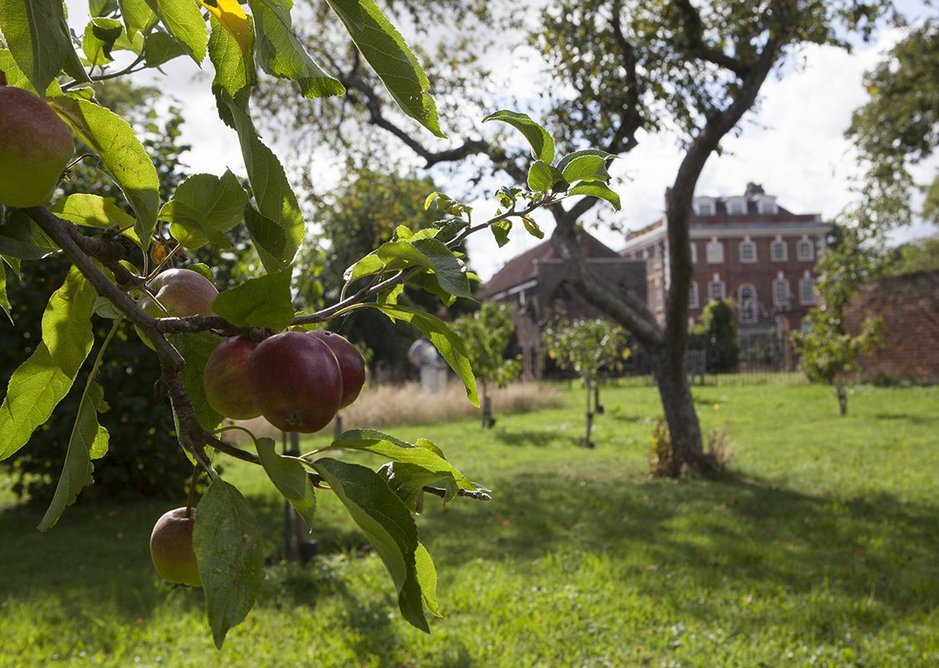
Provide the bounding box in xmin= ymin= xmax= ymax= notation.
xmin=144 ymin=0 xmax=208 ymax=63
xmin=256 ymin=437 xmax=316 ymax=530
xmin=556 ymin=149 xmax=613 ymax=173
xmin=415 ymin=543 xmax=441 ymax=617
xmin=50 ymin=96 xmax=160 ymax=248
xmin=90 ymin=0 xmax=119 ymax=16
xmin=0 ymin=0 xmax=88 ymax=94
xmin=250 ymin=0 xmax=344 ymax=98
xmin=216 ymin=93 xmax=304 ymax=272
xmin=208 ymin=13 xmax=256 ymax=106
xmin=567 ymin=181 xmax=622 ymax=211
xmin=0 ymin=48 xmax=57 ymax=95
xmin=82 ymin=17 xmax=124 ymax=66
xmin=50 ymin=194 xmax=141 ymax=247
xmin=118 ymin=0 xmax=158 ymax=36
xmin=483 ymin=110 xmax=555 ymax=164
xmin=172 ymin=332 xmax=224 ymax=431
xmin=0 ymin=267 xmax=97 ymax=461
xmin=311 ymin=458 xmax=429 ymax=632
xmin=324 ymin=0 xmax=443 ymax=137
xmin=0 ymin=209 xmax=60 ymax=260
xmin=368 ymin=303 xmax=478 ymax=406
xmin=521 ymin=215 xmax=544 ymax=239
xmin=193 ymin=478 xmax=265 ymax=649
xmin=319 ymin=429 xmax=475 ymax=500
xmin=143 ymin=29 xmax=189 ymax=67
xmin=349 ymin=237 xmax=471 ymax=299
xmin=0 ymin=261 xmax=10 ymax=323
xmin=38 ymin=380 xmax=109 ymax=531
xmin=490 ymin=219 xmax=512 ymax=248
xmin=560 ymin=155 xmax=611 ymax=184
xmin=160 ymin=171 xmax=248 ymax=249
xmin=527 ymin=160 xmax=563 ymax=192
xmin=211 ymin=267 xmax=294 ymax=330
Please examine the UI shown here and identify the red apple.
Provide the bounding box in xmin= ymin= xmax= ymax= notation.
xmin=150 ymin=507 xmax=201 ymax=587
xmin=0 ymin=86 xmax=74 ymax=208
xmin=309 ymin=330 xmax=366 ymax=408
xmin=203 ymin=337 xmax=261 ymax=419
xmin=143 ymin=268 xmax=218 ymax=317
xmin=247 ymin=331 xmax=342 ymax=433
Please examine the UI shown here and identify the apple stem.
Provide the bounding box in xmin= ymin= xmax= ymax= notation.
xmin=185 ymin=466 xmax=199 ymax=518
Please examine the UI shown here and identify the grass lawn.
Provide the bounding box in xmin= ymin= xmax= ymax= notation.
xmin=1 ymin=380 xmax=938 ymax=666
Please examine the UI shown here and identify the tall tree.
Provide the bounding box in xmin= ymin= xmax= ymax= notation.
xmin=257 ymin=0 xmax=897 ymax=475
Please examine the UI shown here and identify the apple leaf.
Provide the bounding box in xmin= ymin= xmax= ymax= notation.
xmin=82 ymin=17 xmax=124 ymax=66
xmin=50 ymin=97 xmax=160 ymax=248
xmin=311 ymin=457 xmax=430 ymax=632
xmin=118 ymin=0 xmax=158 ymax=35
xmin=560 ymin=155 xmax=611 ymax=185
xmin=527 ymin=160 xmax=563 ymax=192
xmin=0 ymin=0 xmax=88 ymax=94
xmin=255 ymin=437 xmax=316 ymax=530
xmin=0 ymin=262 xmax=10 ymax=323
xmin=211 ymin=267 xmax=295 ymax=330
xmin=0 ymin=267 xmax=97 ymax=461
xmin=208 ymin=13 xmax=257 ymax=106
xmin=193 ymin=478 xmax=265 ymax=649
xmin=415 ymin=543 xmax=442 ymax=617
xmin=159 ymin=171 xmax=248 ymax=249
xmin=347 ymin=237 xmax=471 ymax=299
xmin=143 ymin=30 xmax=189 ymax=67
xmin=0 ymin=210 xmax=60 ymax=260
xmin=172 ymin=332 xmax=225 ymax=431
xmin=144 ymin=0 xmax=208 ymax=63
xmin=250 ymin=0 xmax=345 ymax=98
xmin=483 ymin=110 xmax=555 ymax=164
xmin=216 ymin=93 xmax=304 ymax=272
xmin=369 ymin=303 xmax=478 ymax=406
xmin=567 ymin=181 xmax=622 ymax=211
xmin=50 ymin=194 xmax=141 ymax=247
xmin=201 ymin=0 xmax=252 ymax=53
xmin=323 ymin=0 xmax=443 ymax=138
xmin=319 ymin=429 xmax=475 ymax=501
xmin=556 ymin=148 xmax=614 ymax=174
xmin=38 ymin=379 xmax=110 ymax=532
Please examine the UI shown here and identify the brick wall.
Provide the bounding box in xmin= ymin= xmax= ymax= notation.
xmin=843 ymin=269 xmax=939 ymax=384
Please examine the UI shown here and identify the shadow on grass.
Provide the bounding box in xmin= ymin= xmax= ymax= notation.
xmin=872 ymin=412 xmax=939 ymax=425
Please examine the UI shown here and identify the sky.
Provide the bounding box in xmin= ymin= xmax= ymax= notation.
xmin=66 ymin=2 xmax=938 ymax=282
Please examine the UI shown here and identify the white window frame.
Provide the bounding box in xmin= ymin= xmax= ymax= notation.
xmin=690 ymin=242 xmax=697 ymax=264
xmin=739 ymin=238 xmax=757 ymax=263
xmin=726 ymin=196 xmax=746 ymax=215
xmin=771 ymin=237 xmax=788 ymax=262
xmin=773 ymin=275 xmax=790 ymax=307
xmin=757 ymin=196 xmax=778 ymax=215
xmin=738 ymin=284 xmax=758 ymax=324
xmin=797 ymin=237 xmax=814 ymax=261
xmin=689 ymin=281 xmax=699 ymax=309
xmin=653 ymin=278 xmax=663 ymax=311
xmin=706 ymin=238 xmax=724 ymax=264
xmin=799 ymin=272 xmax=816 ymax=305
xmin=708 ymin=275 xmax=726 ymax=301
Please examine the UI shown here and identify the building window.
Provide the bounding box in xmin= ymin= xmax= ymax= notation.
xmin=757 ymin=196 xmax=778 ymax=215
xmin=726 ymin=196 xmax=746 ymax=215
xmin=738 ymin=284 xmax=758 ymax=324
xmin=706 ymin=238 xmax=724 ymax=263
xmin=739 ymin=238 xmax=757 ymax=263
xmin=800 ymin=272 xmax=816 ymax=305
xmin=690 ymin=242 xmax=697 ymax=264
xmin=709 ymin=275 xmax=726 ymax=301
xmin=773 ymin=274 xmax=790 ymax=307
xmin=694 ymin=199 xmax=715 ymax=216
xmin=689 ymin=282 xmax=699 ymax=309
xmin=797 ymin=237 xmax=814 ymax=261
xmin=771 ymin=237 xmax=788 ymax=262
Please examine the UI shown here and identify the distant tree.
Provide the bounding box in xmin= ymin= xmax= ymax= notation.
xmin=451 ymin=302 xmax=521 ymax=428
xmin=543 ymin=318 xmax=627 ymax=447
xmin=792 ymin=227 xmax=884 ymax=416
xmin=690 ymin=299 xmax=739 ymax=374
xmin=884 ymin=234 xmax=939 ymax=277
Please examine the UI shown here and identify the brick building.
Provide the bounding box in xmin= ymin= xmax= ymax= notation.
xmin=843 ymin=269 xmax=939 ymax=384
xmin=479 ymin=232 xmax=646 ymax=379
xmin=621 ymin=183 xmax=828 ymax=364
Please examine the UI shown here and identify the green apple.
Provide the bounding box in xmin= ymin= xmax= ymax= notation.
xmin=149 ymin=507 xmax=201 ymax=587
xmin=0 ymin=86 xmax=74 ymax=208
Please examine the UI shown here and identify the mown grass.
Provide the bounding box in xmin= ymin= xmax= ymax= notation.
xmin=1 ymin=380 xmax=938 ymax=666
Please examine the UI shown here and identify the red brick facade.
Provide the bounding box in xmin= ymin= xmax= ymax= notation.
xmin=843 ymin=270 xmax=939 ymax=384
xmin=621 ymin=184 xmax=827 ymax=349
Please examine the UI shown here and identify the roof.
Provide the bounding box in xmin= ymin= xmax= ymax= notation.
xmin=479 ymin=232 xmax=621 ymax=298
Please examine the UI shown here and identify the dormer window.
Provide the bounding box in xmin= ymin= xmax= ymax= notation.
xmin=726 ymin=196 xmax=747 ymax=215
xmin=693 ymin=196 xmax=716 ymax=216
xmin=756 ymin=195 xmax=778 ymax=215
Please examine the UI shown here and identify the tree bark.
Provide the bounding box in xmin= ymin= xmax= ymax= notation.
xmin=650 ymin=347 xmax=710 ymax=475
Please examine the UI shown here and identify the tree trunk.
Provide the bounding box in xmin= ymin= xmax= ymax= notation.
xmin=583 ymin=377 xmax=595 ymax=448
xmin=651 ymin=349 xmax=709 ymax=476
xmin=836 ymin=383 xmax=848 ymax=416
